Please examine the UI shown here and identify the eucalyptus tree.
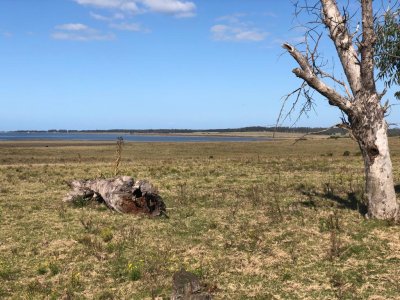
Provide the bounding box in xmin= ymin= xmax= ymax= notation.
xmin=283 ymin=0 xmax=400 ymax=219
xmin=375 ymin=6 xmax=400 ymax=99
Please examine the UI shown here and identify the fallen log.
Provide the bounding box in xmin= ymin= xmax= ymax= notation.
xmin=63 ymin=176 xmax=167 ymax=217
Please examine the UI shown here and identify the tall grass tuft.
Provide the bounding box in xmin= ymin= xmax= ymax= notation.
xmin=113 ymin=136 xmax=124 ymax=176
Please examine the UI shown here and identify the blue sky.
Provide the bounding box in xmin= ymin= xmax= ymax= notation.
xmin=0 ymin=0 xmax=398 ymax=130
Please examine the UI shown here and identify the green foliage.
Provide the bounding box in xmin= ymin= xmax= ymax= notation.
xmin=375 ymin=9 xmax=400 ymax=99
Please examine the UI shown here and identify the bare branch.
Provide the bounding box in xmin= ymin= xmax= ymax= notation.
xmin=283 ymin=43 xmax=353 ymax=113
xmin=316 ymin=68 xmax=353 ymax=99
xmin=276 ymin=83 xmax=305 ymax=129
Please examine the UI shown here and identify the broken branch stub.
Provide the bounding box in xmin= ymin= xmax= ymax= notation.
xmin=63 ymin=176 xmax=167 ymax=217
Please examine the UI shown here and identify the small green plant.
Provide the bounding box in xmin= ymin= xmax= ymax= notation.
xmin=37 ymin=263 xmax=48 ymax=275
xmin=343 ymin=150 xmax=350 ymax=156
xmin=69 ymin=271 xmax=83 ymax=290
xmin=100 ymin=228 xmax=113 ymax=243
xmin=49 ymin=262 xmax=60 ymax=276
xmin=127 ymin=261 xmax=142 ymax=281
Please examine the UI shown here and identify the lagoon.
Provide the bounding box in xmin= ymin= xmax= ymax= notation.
xmin=0 ymin=132 xmax=266 ymax=142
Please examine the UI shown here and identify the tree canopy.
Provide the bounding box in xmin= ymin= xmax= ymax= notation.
xmin=375 ymin=8 xmax=400 ymax=99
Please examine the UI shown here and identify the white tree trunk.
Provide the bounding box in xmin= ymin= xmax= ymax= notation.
xmin=351 ymin=93 xmax=399 ymax=219
xmin=361 ymin=122 xmax=398 ymax=219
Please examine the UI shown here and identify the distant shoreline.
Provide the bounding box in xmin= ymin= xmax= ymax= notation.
xmin=0 ymin=130 xmax=336 ymax=141
xmin=2 ymin=126 xmax=348 ymax=138
xmin=5 ymin=125 xmax=400 ymax=137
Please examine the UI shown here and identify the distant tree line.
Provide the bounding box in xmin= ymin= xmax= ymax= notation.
xmin=13 ymin=126 xmax=400 ymax=136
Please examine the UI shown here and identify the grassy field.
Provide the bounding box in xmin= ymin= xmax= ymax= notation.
xmin=1 ymin=137 xmax=400 ymax=299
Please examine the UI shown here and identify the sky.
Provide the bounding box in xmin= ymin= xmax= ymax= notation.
xmin=0 ymin=0 xmax=398 ymax=131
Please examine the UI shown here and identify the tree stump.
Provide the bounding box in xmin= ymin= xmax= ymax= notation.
xmin=63 ymin=176 xmax=167 ymax=217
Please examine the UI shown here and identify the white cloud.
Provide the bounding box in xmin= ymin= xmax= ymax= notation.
xmin=52 ymin=23 xmax=115 ymax=41
xmin=120 ymin=1 xmax=140 ymax=13
xmin=51 ymin=32 xmax=115 ymax=41
xmin=74 ymin=0 xmax=196 ymax=17
xmin=74 ymin=0 xmax=140 ymax=13
xmin=211 ymin=16 xmax=268 ymax=42
xmin=110 ymin=22 xmax=149 ymax=32
xmin=235 ymin=30 xmax=267 ymax=42
xmin=90 ymin=11 xmax=125 ymax=21
xmin=56 ymin=23 xmax=89 ymax=31
xmin=216 ymin=13 xmax=247 ymax=24
xmin=211 ymin=24 xmax=267 ymax=42
xmin=1 ymin=31 xmax=12 ymax=38
xmin=140 ymin=0 xmax=195 ymax=15
xmin=211 ymin=14 xmax=268 ymax=42
xmin=174 ymin=11 xmax=195 ymax=18
xmin=71 ymin=0 xmax=196 ymax=40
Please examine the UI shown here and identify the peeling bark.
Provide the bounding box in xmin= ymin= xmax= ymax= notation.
xmin=63 ymin=176 xmax=167 ymax=217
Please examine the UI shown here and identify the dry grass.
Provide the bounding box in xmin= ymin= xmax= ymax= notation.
xmin=1 ymin=137 xmax=400 ymax=299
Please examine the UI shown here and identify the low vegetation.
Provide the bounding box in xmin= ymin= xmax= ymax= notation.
xmin=1 ymin=138 xmax=400 ymax=299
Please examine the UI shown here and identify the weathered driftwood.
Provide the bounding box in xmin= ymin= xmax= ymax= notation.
xmin=171 ymin=269 xmax=212 ymax=300
xmin=63 ymin=176 xmax=167 ymax=217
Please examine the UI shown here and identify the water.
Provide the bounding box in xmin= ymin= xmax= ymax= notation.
xmin=0 ymin=132 xmax=266 ymax=142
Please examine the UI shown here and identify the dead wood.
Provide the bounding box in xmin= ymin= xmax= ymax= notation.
xmin=63 ymin=176 xmax=167 ymax=217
